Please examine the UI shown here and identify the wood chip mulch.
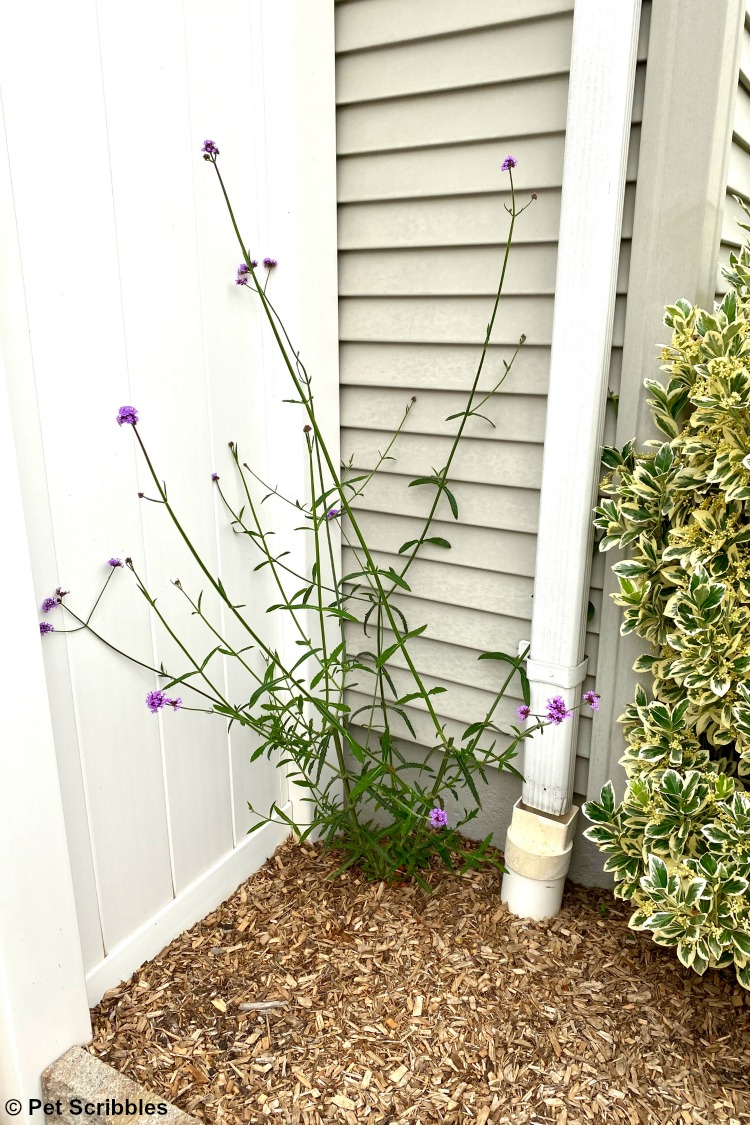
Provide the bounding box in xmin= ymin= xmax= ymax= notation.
xmin=89 ymin=838 xmax=750 ymax=1125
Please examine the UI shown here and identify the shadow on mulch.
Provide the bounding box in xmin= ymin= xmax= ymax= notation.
xmin=89 ymin=838 xmax=750 ymax=1125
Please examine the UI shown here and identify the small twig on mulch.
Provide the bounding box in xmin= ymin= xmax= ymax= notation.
xmin=89 ymin=838 xmax=750 ymax=1124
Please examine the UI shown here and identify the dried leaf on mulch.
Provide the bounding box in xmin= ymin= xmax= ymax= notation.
xmin=89 ymin=838 xmax=750 ymax=1124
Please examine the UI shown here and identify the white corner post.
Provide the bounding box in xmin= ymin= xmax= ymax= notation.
xmin=259 ymin=0 xmax=341 ymax=828
xmin=0 ymin=348 xmax=91 ymax=1118
xmin=501 ymin=0 xmax=642 ymax=919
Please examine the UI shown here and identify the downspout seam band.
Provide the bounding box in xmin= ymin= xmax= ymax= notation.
xmin=526 ymin=656 xmax=588 ymax=692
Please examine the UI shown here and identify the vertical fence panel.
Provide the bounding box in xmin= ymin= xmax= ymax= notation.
xmin=0 ymin=85 xmax=105 ymax=973
xmin=0 ymin=0 xmax=337 ymax=1005
xmin=95 ymin=0 xmax=236 ymax=894
xmin=0 ymin=0 xmax=175 ymax=952
xmin=182 ymin=0 xmax=283 ymax=840
xmin=0 ymin=342 xmax=92 ymax=1119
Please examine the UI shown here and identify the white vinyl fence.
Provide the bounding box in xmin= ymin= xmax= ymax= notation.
xmin=0 ymin=0 xmax=338 ymax=1107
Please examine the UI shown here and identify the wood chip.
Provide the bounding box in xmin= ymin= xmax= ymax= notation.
xmin=237 ymin=1000 xmax=288 ymax=1011
xmin=88 ymin=837 xmax=750 ymax=1125
xmin=329 ymin=1095 xmax=356 ymax=1110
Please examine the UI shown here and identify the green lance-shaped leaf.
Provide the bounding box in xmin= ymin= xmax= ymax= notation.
xmin=478 ymin=649 xmax=530 ymax=705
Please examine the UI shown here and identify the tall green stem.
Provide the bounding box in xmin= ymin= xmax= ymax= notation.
xmin=210 ymin=158 xmax=453 ymax=746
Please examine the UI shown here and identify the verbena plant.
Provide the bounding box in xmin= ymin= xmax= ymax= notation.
xmin=40 ymin=145 xmax=596 ymax=888
xmin=584 ymin=216 xmax=750 ymax=987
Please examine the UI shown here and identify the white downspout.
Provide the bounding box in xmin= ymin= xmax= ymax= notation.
xmin=500 ymin=0 xmax=642 ymax=919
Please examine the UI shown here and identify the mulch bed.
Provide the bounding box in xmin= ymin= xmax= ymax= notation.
xmin=89 ymin=838 xmax=750 ymax=1124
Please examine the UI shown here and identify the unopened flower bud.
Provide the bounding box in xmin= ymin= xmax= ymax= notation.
xmin=303 ymin=425 xmax=312 ymax=433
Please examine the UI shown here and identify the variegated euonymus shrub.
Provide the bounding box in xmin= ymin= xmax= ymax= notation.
xmin=583 ymin=231 xmax=750 ymax=989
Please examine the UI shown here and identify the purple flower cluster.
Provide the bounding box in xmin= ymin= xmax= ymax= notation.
xmin=546 ymin=695 xmax=572 ymax=725
xmin=326 ymin=508 xmax=342 ymax=520
xmin=117 ymin=406 xmax=138 ymax=427
xmin=501 ymin=155 xmax=518 ymax=172
xmin=211 ymin=472 xmax=220 ymax=482
xmin=41 ymin=596 xmax=57 ymax=613
xmin=583 ymin=690 xmax=601 ymax=711
xmin=263 ymin=257 xmax=277 ymax=269
xmin=236 ymin=261 xmax=258 ymax=286
xmin=108 ymin=558 xmax=123 ymax=568
xmin=39 ymin=621 xmax=54 ymax=635
xmin=201 ymin=140 xmax=219 ymax=158
xmin=146 ymin=690 xmax=182 ymax=714
xmin=517 ymin=691 xmax=601 ymax=725
xmin=429 ymin=807 xmax=448 ymax=829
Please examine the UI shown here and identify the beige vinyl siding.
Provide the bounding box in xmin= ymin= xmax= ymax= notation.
xmin=335 ymin=0 xmax=647 ymax=803
xmin=717 ymin=6 xmax=750 ymax=295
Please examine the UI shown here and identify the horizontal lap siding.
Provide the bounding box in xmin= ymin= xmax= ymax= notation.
xmin=335 ymin=0 xmax=631 ymax=801
xmin=717 ymin=9 xmax=750 ymax=295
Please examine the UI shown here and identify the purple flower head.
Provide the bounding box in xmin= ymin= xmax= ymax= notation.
xmin=211 ymin=472 xmax=220 ymax=481
xmin=235 ymin=262 xmax=258 ymax=285
xmin=146 ymin=690 xmax=167 ymax=714
xmin=41 ymin=596 xmax=57 ymax=613
xmin=583 ymin=690 xmax=601 ymax=712
xmin=263 ymin=257 xmax=277 ymax=269
xmin=326 ymin=508 xmax=342 ymax=520
xmin=147 ymin=690 xmax=182 ymax=714
xmin=201 ymin=140 xmax=219 ymax=159
xmin=501 ymin=155 xmax=518 ymax=172
xmin=516 ymin=704 xmax=531 ymax=722
xmin=39 ymin=621 xmax=54 ymax=635
xmin=545 ymin=695 xmax=572 ymax=725
xmin=117 ymin=405 xmax=138 ymax=427
xmin=108 ymin=558 xmax=123 ymax=568
xmin=429 ymin=807 xmax=448 ymax=830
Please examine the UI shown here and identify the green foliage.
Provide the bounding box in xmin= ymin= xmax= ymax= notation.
xmin=52 ymin=147 xmax=546 ymax=889
xmin=584 ymin=221 xmax=750 ymax=987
